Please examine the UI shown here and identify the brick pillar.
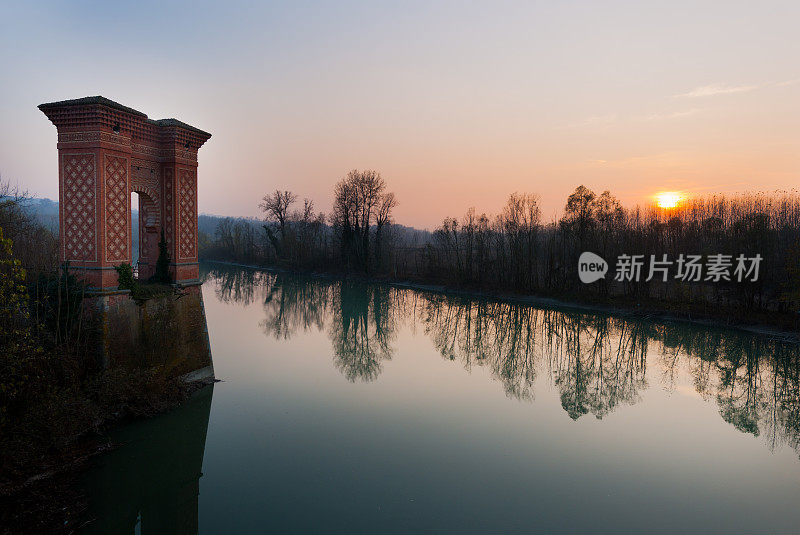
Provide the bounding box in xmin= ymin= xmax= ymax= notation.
xmin=162 ymin=162 xmax=199 ymax=283
xmin=174 ymin=166 xmax=199 ymax=283
xmin=39 ymin=102 xmax=136 ymax=290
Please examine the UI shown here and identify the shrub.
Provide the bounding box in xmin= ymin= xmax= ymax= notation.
xmin=150 ymin=230 xmax=171 ymax=284
xmin=114 ymin=263 xmax=137 ymax=292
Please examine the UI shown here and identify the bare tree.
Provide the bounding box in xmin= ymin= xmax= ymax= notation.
xmin=292 ymin=198 xmax=326 ymax=264
xmin=0 ymin=177 xmax=33 ymax=243
xmin=375 ymin=192 xmax=397 ymax=270
xmin=0 ymin=176 xmax=58 ymax=275
xmin=332 ymin=170 xmax=395 ymax=272
xmin=593 ymin=190 xmax=623 ymax=258
xmin=561 ymin=185 xmax=597 ymax=246
xmin=260 ymin=190 xmax=297 ymax=257
xmin=502 ymin=192 xmax=541 ymax=289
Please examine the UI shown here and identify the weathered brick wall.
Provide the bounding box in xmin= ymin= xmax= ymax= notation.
xmin=92 ymin=286 xmax=214 ymax=381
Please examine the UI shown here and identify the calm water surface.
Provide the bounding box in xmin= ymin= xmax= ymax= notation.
xmin=79 ymin=265 xmax=800 ymax=534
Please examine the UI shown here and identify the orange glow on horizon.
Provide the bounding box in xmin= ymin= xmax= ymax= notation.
xmin=656 ymin=192 xmax=683 ymax=209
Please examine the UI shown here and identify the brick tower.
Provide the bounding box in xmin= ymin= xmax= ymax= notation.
xmin=39 ymin=96 xmax=211 ymax=291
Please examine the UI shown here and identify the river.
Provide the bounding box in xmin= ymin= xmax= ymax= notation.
xmin=77 ymin=264 xmax=800 ymax=534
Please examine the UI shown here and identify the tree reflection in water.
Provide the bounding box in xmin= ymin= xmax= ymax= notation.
xmin=205 ymin=265 xmax=800 ymax=457
xmin=260 ymin=272 xmax=331 ymax=339
xmin=329 ymin=282 xmax=396 ymax=382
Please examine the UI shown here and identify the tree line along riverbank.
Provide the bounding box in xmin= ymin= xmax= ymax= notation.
xmin=200 ymin=172 xmax=800 ymax=331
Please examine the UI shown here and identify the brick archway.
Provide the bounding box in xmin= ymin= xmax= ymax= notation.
xmin=39 ymin=96 xmax=211 ymax=290
xmin=132 ymin=186 xmax=160 ymax=280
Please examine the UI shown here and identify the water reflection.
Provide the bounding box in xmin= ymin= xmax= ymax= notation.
xmin=261 ymin=272 xmax=330 ymax=340
xmin=205 ymin=264 xmax=800 ymax=457
xmin=329 ymin=282 xmax=396 ymax=382
xmin=79 ymin=385 xmax=213 ymax=534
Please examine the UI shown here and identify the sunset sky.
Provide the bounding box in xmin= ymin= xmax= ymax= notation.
xmin=0 ymin=0 xmax=798 ymax=228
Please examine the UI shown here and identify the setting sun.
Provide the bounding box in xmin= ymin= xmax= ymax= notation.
xmin=656 ymin=191 xmax=682 ymax=209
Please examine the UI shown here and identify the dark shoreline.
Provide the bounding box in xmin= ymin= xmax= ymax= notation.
xmin=0 ymin=377 xmax=215 ymax=534
xmin=202 ymin=259 xmax=800 ymax=343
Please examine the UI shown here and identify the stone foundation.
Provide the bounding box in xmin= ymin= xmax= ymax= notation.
xmin=86 ymin=285 xmax=214 ymax=382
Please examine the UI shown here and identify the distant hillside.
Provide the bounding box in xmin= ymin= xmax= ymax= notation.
xmin=198 ymin=213 xmax=432 ymax=247
xmin=24 ymin=200 xmax=433 ymax=262
xmin=198 ymin=214 xmax=262 ymax=237
xmin=26 ymin=198 xmax=59 ymax=231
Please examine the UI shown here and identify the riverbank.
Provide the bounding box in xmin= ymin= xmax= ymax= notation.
xmin=0 ymin=359 xmax=215 ymax=534
xmin=203 ymin=259 xmax=800 ymax=342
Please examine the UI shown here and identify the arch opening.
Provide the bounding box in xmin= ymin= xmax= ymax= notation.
xmin=131 ymin=189 xmax=161 ymax=280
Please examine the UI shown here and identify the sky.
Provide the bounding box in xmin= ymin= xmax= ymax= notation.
xmin=0 ymin=0 xmax=798 ymax=229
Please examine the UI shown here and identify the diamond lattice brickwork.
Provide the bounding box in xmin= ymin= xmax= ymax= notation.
xmin=104 ymin=155 xmax=129 ymax=262
xmin=164 ymin=167 xmax=174 ymax=249
xmin=62 ymin=154 xmax=97 ymax=262
xmin=178 ymin=169 xmax=197 ymax=259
